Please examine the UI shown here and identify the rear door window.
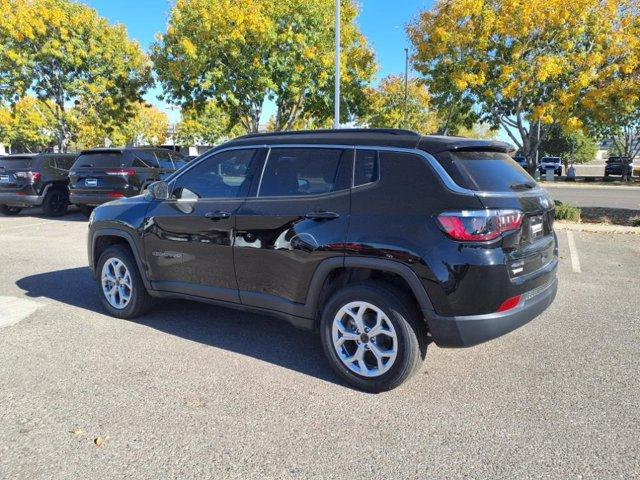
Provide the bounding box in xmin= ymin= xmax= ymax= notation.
xmin=72 ymin=152 xmax=129 ymax=169
xmin=258 ymin=148 xmax=348 ymax=197
xmin=435 ymin=151 xmax=536 ymax=192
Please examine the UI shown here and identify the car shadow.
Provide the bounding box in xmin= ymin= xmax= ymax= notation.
xmin=13 ymin=206 xmax=88 ymax=222
xmin=16 ymin=267 xmax=342 ymax=387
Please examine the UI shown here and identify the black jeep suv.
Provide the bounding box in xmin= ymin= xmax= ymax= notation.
xmin=0 ymin=153 xmax=77 ymax=216
xmin=69 ymin=147 xmax=187 ymax=216
xmin=88 ymin=129 xmax=558 ymax=392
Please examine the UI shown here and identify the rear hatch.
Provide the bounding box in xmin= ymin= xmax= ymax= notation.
xmin=69 ymin=151 xmax=133 ymax=194
xmin=0 ymin=156 xmax=37 ymax=192
xmin=434 ymin=149 xmax=556 ymax=282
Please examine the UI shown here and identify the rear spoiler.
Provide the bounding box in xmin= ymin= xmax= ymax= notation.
xmin=419 ymin=138 xmax=516 ymax=155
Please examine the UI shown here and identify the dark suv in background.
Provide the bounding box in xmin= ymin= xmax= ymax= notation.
xmin=604 ymin=156 xmax=633 ymax=177
xmin=69 ymin=147 xmax=187 ymax=216
xmin=0 ymin=153 xmax=77 ymax=216
xmin=87 ymin=129 xmax=558 ymax=392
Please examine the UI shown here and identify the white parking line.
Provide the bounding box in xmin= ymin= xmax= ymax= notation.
xmin=566 ymin=231 xmax=582 ymax=273
xmin=0 ymin=221 xmax=50 ymax=233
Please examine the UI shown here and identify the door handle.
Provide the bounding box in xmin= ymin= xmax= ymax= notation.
xmin=205 ymin=211 xmax=231 ymax=220
xmin=305 ymin=210 xmax=340 ymax=220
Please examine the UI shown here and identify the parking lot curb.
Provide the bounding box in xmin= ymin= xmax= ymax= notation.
xmin=555 ymin=221 xmax=640 ymax=234
xmin=542 ymin=182 xmax=640 ymax=190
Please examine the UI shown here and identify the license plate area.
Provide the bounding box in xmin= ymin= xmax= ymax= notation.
xmin=85 ymin=178 xmax=98 ymax=187
xmin=0 ymin=175 xmax=10 ymax=183
xmin=529 ymin=215 xmax=544 ymax=240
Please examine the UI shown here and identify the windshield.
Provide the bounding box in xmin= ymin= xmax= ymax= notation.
xmin=72 ymin=152 xmax=129 ymax=169
xmin=436 ymin=151 xmax=536 ymax=192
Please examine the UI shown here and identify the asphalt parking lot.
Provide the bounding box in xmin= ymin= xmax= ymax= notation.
xmin=1 ymin=209 xmax=639 ymax=479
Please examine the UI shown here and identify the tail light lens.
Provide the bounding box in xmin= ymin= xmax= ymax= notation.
xmin=105 ymin=169 xmax=136 ymax=176
xmin=437 ymin=209 xmax=523 ymax=242
xmin=15 ymin=171 xmax=41 ymax=183
xmin=107 ymin=192 xmax=125 ymax=198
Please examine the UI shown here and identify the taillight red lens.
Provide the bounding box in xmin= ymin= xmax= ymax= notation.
xmin=105 ymin=169 xmax=136 ymax=176
xmin=107 ymin=192 xmax=125 ymax=198
xmin=497 ymin=294 xmax=523 ymax=312
xmin=437 ymin=210 xmax=523 ymax=242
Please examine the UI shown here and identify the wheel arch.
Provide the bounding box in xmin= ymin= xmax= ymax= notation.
xmin=305 ymin=257 xmax=436 ymax=326
xmin=91 ymin=229 xmax=151 ymax=290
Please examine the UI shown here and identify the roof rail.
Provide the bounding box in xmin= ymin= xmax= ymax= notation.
xmin=236 ymin=128 xmax=420 ymax=140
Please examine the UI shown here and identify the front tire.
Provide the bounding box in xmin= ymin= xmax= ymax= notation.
xmin=97 ymin=245 xmax=154 ymax=319
xmin=42 ymin=188 xmax=68 ymax=217
xmin=0 ymin=205 xmax=22 ymax=216
xmin=320 ymin=281 xmax=428 ymax=392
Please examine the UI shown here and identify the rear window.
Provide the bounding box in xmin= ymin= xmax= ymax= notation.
xmin=0 ymin=157 xmax=33 ymax=170
xmin=436 ymin=151 xmax=536 ymax=192
xmin=72 ymin=152 xmax=129 ymax=169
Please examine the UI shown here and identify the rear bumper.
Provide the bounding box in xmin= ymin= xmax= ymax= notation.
xmin=427 ymin=277 xmax=558 ymax=348
xmin=0 ymin=193 xmax=43 ymax=207
xmin=70 ymin=192 xmax=126 ymax=207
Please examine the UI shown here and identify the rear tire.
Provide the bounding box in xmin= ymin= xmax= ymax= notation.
xmin=97 ymin=245 xmax=155 ymax=319
xmin=78 ymin=205 xmax=94 ymax=218
xmin=0 ymin=204 xmax=22 ymax=216
xmin=42 ymin=188 xmax=68 ymax=217
xmin=320 ymin=281 xmax=428 ymax=392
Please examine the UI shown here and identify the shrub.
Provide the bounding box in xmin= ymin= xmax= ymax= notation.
xmin=631 ymin=216 xmax=640 ymax=227
xmin=554 ymin=202 xmax=581 ymax=222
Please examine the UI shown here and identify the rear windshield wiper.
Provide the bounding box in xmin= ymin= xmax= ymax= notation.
xmin=509 ymin=182 xmax=536 ymax=191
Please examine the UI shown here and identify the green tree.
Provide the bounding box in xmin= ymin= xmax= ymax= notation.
xmin=408 ymin=0 xmax=640 ymax=171
xmin=152 ymin=0 xmax=376 ymax=132
xmin=176 ymin=102 xmax=245 ymax=146
xmin=0 ymin=97 xmax=57 ymax=152
xmin=364 ymin=75 xmax=438 ymax=134
xmin=539 ymin=125 xmax=598 ymax=165
xmin=0 ymin=0 xmax=152 ymax=151
xmin=74 ymin=103 xmax=168 ymax=149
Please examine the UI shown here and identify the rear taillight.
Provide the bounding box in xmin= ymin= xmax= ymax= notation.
xmin=15 ymin=171 xmax=41 ymax=183
xmin=105 ymin=169 xmax=136 ymax=176
xmin=107 ymin=192 xmax=125 ymax=198
xmin=437 ymin=209 xmax=523 ymax=242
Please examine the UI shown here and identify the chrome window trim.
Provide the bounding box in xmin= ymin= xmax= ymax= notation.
xmin=168 ymin=142 xmax=547 ymax=200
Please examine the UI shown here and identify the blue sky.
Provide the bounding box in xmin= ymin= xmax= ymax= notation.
xmin=82 ymin=0 xmax=436 ymax=124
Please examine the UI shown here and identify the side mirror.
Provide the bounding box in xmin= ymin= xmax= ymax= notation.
xmin=146 ymin=181 xmax=169 ymax=201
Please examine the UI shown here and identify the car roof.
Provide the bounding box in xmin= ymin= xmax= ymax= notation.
xmin=2 ymin=153 xmax=76 ymax=159
xmin=79 ymin=147 xmax=167 ymax=155
xmin=221 ymin=129 xmax=514 ymax=155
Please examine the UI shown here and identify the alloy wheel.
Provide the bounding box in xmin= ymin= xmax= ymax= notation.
xmin=331 ymin=301 xmax=398 ymax=377
xmin=101 ymin=258 xmax=133 ymax=310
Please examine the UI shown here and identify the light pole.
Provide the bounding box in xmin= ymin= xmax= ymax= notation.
xmin=333 ymin=0 xmax=341 ymax=129
xmin=403 ymin=47 xmax=409 ymax=127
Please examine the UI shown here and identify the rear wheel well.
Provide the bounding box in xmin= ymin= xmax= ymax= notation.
xmin=315 ymin=267 xmax=423 ymax=326
xmin=93 ymin=235 xmax=132 ymax=268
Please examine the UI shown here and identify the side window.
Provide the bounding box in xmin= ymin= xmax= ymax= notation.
xmin=259 ymin=148 xmax=345 ymax=197
xmin=58 ymin=157 xmax=73 ymax=170
xmin=155 ymin=150 xmax=174 ymax=169
xmin=173 ymin=149 xmax=257 ymax=199
xmin=354 ymin=150 xmax=379 ymax=186
xmin=169 ymin=151 xmax=187 ymax=169
xmin=132 ymin=151 xmax=159 ymax=168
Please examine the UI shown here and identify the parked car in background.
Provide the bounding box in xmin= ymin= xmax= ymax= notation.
xmin=0 ymin=153 xmax=77 ymax=216
xmin=538 ymin=156 xmax=562 ymax=176
xmin=604 ymin=156 xmax=633 ymax=177
xmin=87 ymin=129 xmax=558 ymax=392
xmin=513 ymin=156 xmax=528 ymax=170
xmin=69 ymin=147 xmax=187 ymax=217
